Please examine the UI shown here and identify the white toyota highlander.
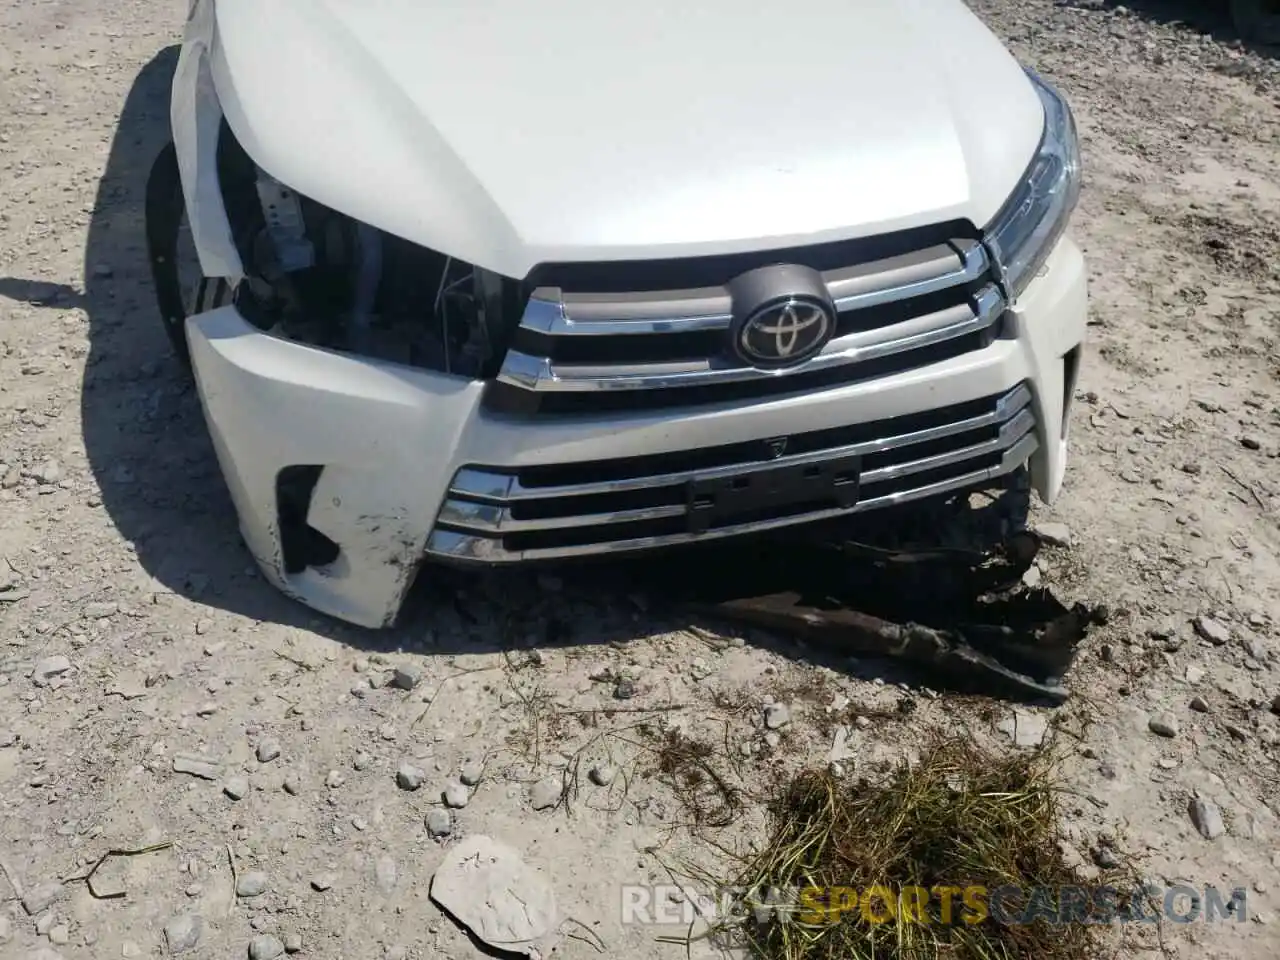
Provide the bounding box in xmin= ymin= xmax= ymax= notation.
xmin=147 ymin=0 xmax=1087 ymax=628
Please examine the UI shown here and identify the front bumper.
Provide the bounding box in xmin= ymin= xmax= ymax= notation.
xmin=186 ymin=237 xmax=1087 ymax=628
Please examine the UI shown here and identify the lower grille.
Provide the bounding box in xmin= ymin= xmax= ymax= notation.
xmin=426 ymin=383 xmax=1038 ymax=563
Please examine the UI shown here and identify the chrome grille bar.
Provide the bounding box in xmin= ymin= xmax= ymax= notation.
xmin=517 ymin=241 xmax=989 ymax=338
xmin=437 ymin=412 xmax=1033 ymax=535
xmin=499 ymin=283 xmax=1005 ymax=393
xmin=452 ymin=382 xmax=1032 ymax=504
xmin=427 ymin=384 xmax=1038 ymax=563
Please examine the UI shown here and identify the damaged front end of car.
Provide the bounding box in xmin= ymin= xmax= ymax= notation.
xmin=146 ymin=107 xmax=527 ymax=626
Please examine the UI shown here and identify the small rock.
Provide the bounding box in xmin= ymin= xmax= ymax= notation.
xmin=530 ymin=777 xmax=562 ymax=810
xmin=1190 ymin=696 xmax=1210 ymax=713
xmin=164 ymin=914 xmax=204 ymax=954
xmin=1225 ymin=723 xmax=1249 ymax=743
xmin=173 ymin=753 xmax=222 ymax=781
xmin=224 ymin=776 xmax=250 ymax=801
xmin=256 ymin=739 xmax=281 ymax=763
xmin=84 ymin=601 xmax=117 ymax=619
xmin=828 ymin=725 xmax=857 ymax=764
xmin=311 ymin=874 xmax=334 ymax=892
xmin=396 ymin=763 xmax=426 ymax=791
xmin=1091 ymin=846 xmax=1120 ymax=869
xmin=195 ymin=618 xmax=214 ymax=636
xmin=1189 ymin=797 xmax=1225 ymax=840
xmin=34 ymin=460 xmax=62 ymax=485
xmin=764 ymin=730 xmax=782 ymax=749
xmin=22 ymin=881 xmax=62 ymax=915
xmin=442 ymin=780 xmax=469 ymax=808
xmin=613 ymin=677 xmax=637 ymax=700
xmin=1193 ymin=617 xmax=1230 ymax=645
xmin=33 ymin=655 xmax=72 ymax=684
xmin=1240 ymin=436 xmax=1261 ymax=451
xmin=426 ymin=808 xmax=453 ymax=838
xmin=1035 ymin=522 xmax=1072 ymax=548
xmin=998 ymin=709 xmax=1048 ymax=747
xmin=352 ymin=752 xmax=372 ymax=771
xmin=588 ymin=762 xmax=617 ymax=786
xmin=236 ymin=872 xmax=269 ymax=898
xmin=686 ymin=660 xmax=716 ymax=680
xmin=1243 ymin=638 xmax=1268 ymax=662
xmin=1184 ymin=665 xmax=1205 ymax=685
xmin=326 ymin=770 xmax=346 ymax=789
xmin=391 ymin=666 xmax=421 ymax=690
xmin=249 ymin=934 xmax=285 ymax=960
xmin=460 ymin=761 xmax=485 ymax=787
xmin=284 ymin=934 xmax=303 ymax=954
xmin=1149 ymin=713 xmax=1180 ymax=737
xmin=282 ymin=775 xmax=301 ymax=795
xmin=1021 ymin=565 xmax=1042 ymax=588
xmin=764 ymin=702 xmax=791 ymax=730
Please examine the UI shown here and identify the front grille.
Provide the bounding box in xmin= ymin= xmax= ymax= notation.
xmin=486 ymin=227 xmax=1006 ymax=416
xmin=427 ymin=383 xmax=1037 ymax=563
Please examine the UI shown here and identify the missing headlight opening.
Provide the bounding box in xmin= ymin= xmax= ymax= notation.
xmin=216 ymin=122 xmax=523 ymax=377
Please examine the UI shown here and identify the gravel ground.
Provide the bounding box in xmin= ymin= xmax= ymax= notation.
xmin=2 ymin=1 xmax=1279 ymax=959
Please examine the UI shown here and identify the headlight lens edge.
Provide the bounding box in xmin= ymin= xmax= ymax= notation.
xmin=985 ymin=69 xmax=1082 ymax=299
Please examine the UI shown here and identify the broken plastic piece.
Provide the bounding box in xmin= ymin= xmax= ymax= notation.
xmin=648 ymin=532 xmax=1103 ymax=704
xmin=430 ymin=835 xmax=559 ymax=960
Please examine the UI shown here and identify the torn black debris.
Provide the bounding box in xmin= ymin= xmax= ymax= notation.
xmin=632 ymin=530 xmax=1104 ymax=704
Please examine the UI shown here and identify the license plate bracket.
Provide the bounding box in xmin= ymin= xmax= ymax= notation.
xmin=686 ymin=454 xmax=860 ymax=534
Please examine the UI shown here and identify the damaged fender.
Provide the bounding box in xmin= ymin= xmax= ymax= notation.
xmin=171 ymin=0 xmax=244 ymax=282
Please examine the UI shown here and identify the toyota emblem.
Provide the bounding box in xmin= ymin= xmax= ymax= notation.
xmin=734 ymin=297 xmax=834 ymax=367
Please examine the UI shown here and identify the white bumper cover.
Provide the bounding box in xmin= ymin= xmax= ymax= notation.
xmin=187 ymin=237 xmax=1087 ymax=628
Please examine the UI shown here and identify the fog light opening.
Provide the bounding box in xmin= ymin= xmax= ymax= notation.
xmin=277 ymin=465 xmax=341 ymax=574
xmin=1061 ymin=346 xmax=1082 ymax=441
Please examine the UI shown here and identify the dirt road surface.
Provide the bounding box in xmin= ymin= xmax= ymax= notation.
xmin=2 ymin=1 xmax=1279 ymax=958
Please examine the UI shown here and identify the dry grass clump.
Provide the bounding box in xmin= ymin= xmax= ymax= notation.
xmin=716 ymin=739 xmax=1123 ymax=960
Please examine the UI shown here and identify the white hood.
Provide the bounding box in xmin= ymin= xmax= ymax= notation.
xmin=207 ymin=0 xmax=1044 ymax=279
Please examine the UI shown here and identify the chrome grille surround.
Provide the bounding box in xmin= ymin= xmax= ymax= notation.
xmin=489 ymin=238 xmax=1004 ymax=412
xmin=427 ymin=383 xmax=1038 ymax=563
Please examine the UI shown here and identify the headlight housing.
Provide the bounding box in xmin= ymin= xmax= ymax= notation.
xmin=985 ymin=69 xmax=1081 ymax=299
xmin=214 ymin=122 xmax=522 ymax=378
